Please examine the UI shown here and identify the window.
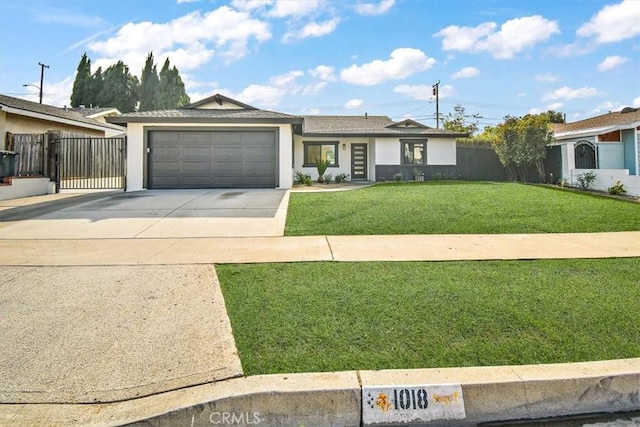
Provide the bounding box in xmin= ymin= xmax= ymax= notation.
xmin=303 ymin=142 xmax=339 ymax=167
xmin=402 ymin=140 xmax=426 ymax=165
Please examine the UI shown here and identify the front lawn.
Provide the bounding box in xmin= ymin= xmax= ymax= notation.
xmin=285 ymin=182 xmax=640 ymax=235
xmin=217 ymin=259 xmax=640 ymax=376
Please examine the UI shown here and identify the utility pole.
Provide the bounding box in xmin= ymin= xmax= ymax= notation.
xmin=38 ymin=62 xmax=49 ymax=104
xmin=432 ymin=80 xmax=440 ymax=128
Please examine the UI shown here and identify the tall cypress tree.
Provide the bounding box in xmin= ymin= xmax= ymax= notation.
xmin=138 ymin=52 xmax=160 ymax=111
xmin=98 ymin=61 xmax=139 ymax=113
xmin=89 ymin=67 xmax=104 ymax=107
xmin=70 ymin=53 xmax=92 ymax=107
xmin=158 ymin=58 xmax=190 ymax=109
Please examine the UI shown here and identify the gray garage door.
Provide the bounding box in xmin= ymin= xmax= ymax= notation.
xmin=148 ymin=130 xmax=276 ymax=189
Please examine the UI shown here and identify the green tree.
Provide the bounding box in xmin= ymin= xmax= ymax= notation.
xmin=158 ymin=57 xmax=190 ymax=109
xmin=88 ymin=66 xmax=104 ymax=107
xmin=492 ymin=114 xmax=555 ymax=182
xmin=138 ymin=52 xmax=160 ymax=111
xmin=540 ymin=110 xmax=565 ymax=124
xmin=443 ymin=104 xmax=479 ymax=135
xmin=98 ymin=61 xmax=139 ymax=113
xmin=70 ymin=53 xmax=92 ymax=107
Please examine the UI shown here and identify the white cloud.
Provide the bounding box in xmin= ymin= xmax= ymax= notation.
xmin=284 ymin=18 xmax=340 ymax=42
xmin=345 ymin=99 xmax=363 ymax=109
xmin=309 ymin=65 xmax=336 ymax=81
xmin=597 ymin=55 xmax=628 ymax=71
xmin=177 ymin=0 xmax=199 ymax=3
xmin=354 ymin=0 xmax=395 ymax=16
xmin=393 ymin=84 xmax=453 ymax=100
xmin=231 ymin=0 xmax=273 ymax=11
xmin=340 ymin=48 xmax=436 ymax=86
xmin=528 ymin=108 xmax=544 ymax=115
xmin=87 ymin=6 xmax=271 ymax=72
xmin=301 ymin=81 xmax=327 ymax=95
xmin=231 ymin=70 xmax=307 ymax=107
xmin=452 ymin=66 xmax=479 ymax=79
xmin=22 ymin=76 xmax=74 ymax=107
xmin=633 ymin=97 xmax=640 ymax=108
xmin=577 ymin=0 xmax=640 ymax=44
xmin=434 ymin=15 xmax=559 ymax=59
xmin=542 ymin=86 xmax=602 ymax=101
xmin=546 ymin=102 xmax=564 ymax=110
xmin=268 ymin=0 xmax=324 ymax=17
xmin=517 ymin=92 xmax=527 ymax=97
xmin=535 ymin=73 xmax=558 ymax=83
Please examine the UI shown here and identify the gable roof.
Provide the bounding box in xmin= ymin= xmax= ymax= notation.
xmin=0 ymin=94 xmax=124 ymax=132
xmin=553 ymin=107 xmax=640 ymax=139
xmin=107 ymin=93 xmax=301 ymax=125
xmin=299 ymin=115 xmax=468 ymax=138
xmin=181 ymin=94 xmax=257 ymax=110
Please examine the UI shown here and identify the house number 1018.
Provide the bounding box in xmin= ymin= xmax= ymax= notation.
xmin=394 ymin=388 xmax=429 ymax=410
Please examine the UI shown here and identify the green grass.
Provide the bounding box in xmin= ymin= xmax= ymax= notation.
xmin=285 ymin=182 xmax=640 ymax=235
xmin=217 ymin=259 xmax=640 ymax=376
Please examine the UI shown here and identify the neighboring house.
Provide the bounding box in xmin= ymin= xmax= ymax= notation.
xmin=68 ymin=106 xmax=123 ymax=127
xmin=108 ymin=93 xmax=465 ymax=191
xmin=0 ymin=94 xmax=125 ymax=149
xmin=552 ymin=107 xmax=640 ymax=196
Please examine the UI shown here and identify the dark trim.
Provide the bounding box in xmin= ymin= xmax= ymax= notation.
xmin=302 ymin=141 xmax=340 ymax=168
xmin=401 ymin=139 xmax=428 ymax=165
xmin=299 ymin=131 xmax=466 ymax=138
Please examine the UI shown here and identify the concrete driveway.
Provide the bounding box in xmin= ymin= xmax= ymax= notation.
xmin=0 ymin=189 xmax=289 ymax=238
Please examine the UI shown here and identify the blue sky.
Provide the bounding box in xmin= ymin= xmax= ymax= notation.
xmin=1 ymin=0 xmax=639 ymax=128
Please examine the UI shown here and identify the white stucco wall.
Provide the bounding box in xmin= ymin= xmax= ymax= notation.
xmin=125 ymin=122 xmax=293 ymax=191
xmin=426 ymin=138 xmax=457 ymax=165
xmin=375 ymin=137 xmax=456 ymax=165
xmin=375 ymin=138 xmax=402 ymax=165
xmin=569 ymin=168 xmax=640 ymax=197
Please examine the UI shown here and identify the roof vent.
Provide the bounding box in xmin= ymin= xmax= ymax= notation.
xmin=365 ymin=112 xmax=368 ymax=119
xmin=620 ymin=107 xmax=639 ymax=114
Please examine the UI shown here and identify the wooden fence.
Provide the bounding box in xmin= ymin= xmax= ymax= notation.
xmin=6 ymin=133 xmax=45 ymax=177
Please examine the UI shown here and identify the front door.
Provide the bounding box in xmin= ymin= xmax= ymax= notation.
xmin=351 ymin=144 xmax=368 ymax=180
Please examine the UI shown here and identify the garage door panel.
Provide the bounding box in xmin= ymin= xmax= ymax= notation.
xmin=149 ymin=130 xmax=276 ymax=189
xmin=181 ymin=132 xmax=213 ymax=144
xmin=183 ymin=146 xmax=213 ymax=157
xmin=183 ymin=161 xmax=212 ymax=172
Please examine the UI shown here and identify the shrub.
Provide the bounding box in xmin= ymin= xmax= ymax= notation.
xmin=575 ymin=171 xmax=597 ymax=190
xmin=294 ymin=171 xmax=312 ymax=185
xmin=607 ymin=181 xmax=626 ymax=195
xmin=316 ymin=158 xmax=330 ymax=183
xmin=323 ymin=173 xmax=333 ymax=183
xmin=335 ymin=173 xmax=350 ymax=183
xmin=393 ymin=173 xmax=403 ymax=182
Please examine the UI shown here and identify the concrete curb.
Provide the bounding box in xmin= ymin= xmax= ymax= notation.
xmin=2 ymin=359 xmax=638 ymax=426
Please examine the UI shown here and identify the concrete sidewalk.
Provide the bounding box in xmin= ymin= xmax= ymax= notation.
xmin=1 ymin=231 xmax=639 ymax=265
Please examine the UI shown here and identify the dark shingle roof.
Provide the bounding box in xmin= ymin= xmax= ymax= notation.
xmin=107 ymin=108 xmax=302 ymax=124
xmin=300 ymin=115 xmax=468 ymax=137
xmin=0 ymin=94 xmax=124 ymax=131
xmin=553 ymin=107 xmax=640 ymax=136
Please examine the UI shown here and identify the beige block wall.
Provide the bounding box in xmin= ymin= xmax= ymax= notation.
xmin=1 ymin=113 xmax=105 ymax=150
